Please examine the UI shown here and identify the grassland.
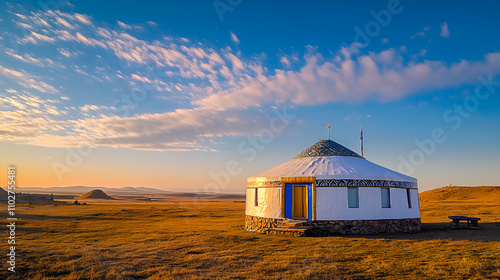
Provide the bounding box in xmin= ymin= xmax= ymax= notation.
xmin=1 ymin=187 xmax=500 ymax=279
xmin=420 ymin=186 xmax=500 ymax=223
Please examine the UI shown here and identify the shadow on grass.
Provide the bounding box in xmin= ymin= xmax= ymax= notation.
xmin=348 ymin=222 xmax=500 ymax=242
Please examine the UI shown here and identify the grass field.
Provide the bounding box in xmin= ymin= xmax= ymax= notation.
xmin=1 ymin=187 xmax=500 ymax=279
xmin=420 ymin=186 xmax=500 ymax=223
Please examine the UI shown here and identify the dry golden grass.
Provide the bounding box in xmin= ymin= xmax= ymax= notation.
xmin=420 ymin=186 xmax=500 ymax=223
xmin=0 ymin=187 xmax=499 ymax=279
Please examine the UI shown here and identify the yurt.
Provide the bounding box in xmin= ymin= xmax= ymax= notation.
xmin=245 ymin=139 xmax=421 ymax=236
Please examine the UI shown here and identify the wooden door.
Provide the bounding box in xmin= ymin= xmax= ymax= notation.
xmin=292 ymin=185 xmax=307 ymax=218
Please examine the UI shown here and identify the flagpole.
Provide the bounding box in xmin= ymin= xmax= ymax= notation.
xmin=360 ymin=124 xmax=364 ymax=157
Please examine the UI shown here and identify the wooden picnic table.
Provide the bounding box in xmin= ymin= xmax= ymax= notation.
xmin=448 ymin=216 xmax=481 ymax=229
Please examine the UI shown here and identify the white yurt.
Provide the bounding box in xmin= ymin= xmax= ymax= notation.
xmin=245 ymin=139 xmax=421 ymax=236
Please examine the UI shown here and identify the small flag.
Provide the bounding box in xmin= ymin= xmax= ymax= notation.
xmin=360 ymin=124 xmax=364 ymax=157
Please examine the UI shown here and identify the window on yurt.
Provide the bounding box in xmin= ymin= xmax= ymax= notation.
xmin=254 ymin=188 xmax=259 ymax=206
xmin=381 ymin=188 xmax=391 ymax=208
xmin=348 ymin=187 xmax=359 ymax=208
xmin=406 ymin=189 xmax=412 ymax=208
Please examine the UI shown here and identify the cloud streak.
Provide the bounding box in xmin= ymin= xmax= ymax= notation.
xmin=0 ymin=65 xmax=59 ymax=93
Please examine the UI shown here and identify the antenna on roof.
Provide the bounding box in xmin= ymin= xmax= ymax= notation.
xmin=327 ymin=124 xmax=332 ymax=140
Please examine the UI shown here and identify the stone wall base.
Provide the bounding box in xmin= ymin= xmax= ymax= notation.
xmin=304 ymin=218 xmax=422 ymax=236
xmin=245 ymin=215 xmax=421 ymax=236
xmin=245 ymin=216 xmax=281 ymax=234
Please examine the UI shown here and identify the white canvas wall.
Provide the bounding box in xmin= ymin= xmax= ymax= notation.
xmin=316 ymin=187 xmax=420 ymax=220
xmin=245 ymin=186 xmax=420 ymax=220
xmin=245 ymin=188 xmax=281 ymax=218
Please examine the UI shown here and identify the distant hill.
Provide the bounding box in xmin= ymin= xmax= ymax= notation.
xmin=76 ymin=189 xmax=115 ymax=200
xmin=0 ymin=187 xmax=60 ymax=204
xmin=16 ymin=186 xmax=170 ymax=195
xmin=420 ymin=186 xmax=500 ymax=202
xmin=419 ymin=186 xmax=500 ymax=223
xmin=0 ymin=187 xmax=7 ymax=202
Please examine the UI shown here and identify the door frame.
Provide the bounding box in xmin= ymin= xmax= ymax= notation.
xmin=281 ymin=176 xmax=316 ymax=221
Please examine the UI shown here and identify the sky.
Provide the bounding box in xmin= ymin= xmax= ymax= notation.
xmin=0 ymin=0 xmax=499 ymax=193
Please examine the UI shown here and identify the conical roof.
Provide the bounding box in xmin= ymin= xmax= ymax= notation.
xmin=248 ymin=139 xmax=417 ymax=185
xmin=294 ymin=140 xmax=363 ymax=159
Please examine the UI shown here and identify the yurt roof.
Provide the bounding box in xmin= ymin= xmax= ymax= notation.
xmin=248 ymin=140 xmax=416 ymax=183
xmin=294 ymin=140 xmax=363 ymax=159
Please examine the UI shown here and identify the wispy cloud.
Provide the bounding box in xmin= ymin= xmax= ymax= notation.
xmin=0 ymin=92 xmax=67 ymax=143
xmin=74 ymin=13 xmax=92 ymax=25
xmin=55 ymin=16 xmax=74 ymax=29
xmin=57 ymin=48 xmax=72 ymax=57
xmin=80 ymin=104 xmax=115 ymax=112
xmin=0 ymin=65 xmax=59 ymax=93
xmin=117 ymin=20 xmax=142 ymax=30
xmin=131 ymin=73 xmax=170 ymax=91
xmin=20 ymin=31 xmax=56 ymax=43
xmin=440 ymin=22 xmax=450 ymax=38
xmin=11 ymin=9 xmax=260 ymax=97
xmin=230 ymin=31 xmax=239 ymax=44
xmin=280 ymin=56 xmax=291 ymax=67
xmin=410 ymin=26 xmax=430 ymax=39
xmin=5 ymin=48 xmax=56 ymax=67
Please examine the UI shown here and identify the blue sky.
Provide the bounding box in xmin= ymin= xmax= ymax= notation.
xmin=1 ymin=0 xmax=499 ymax=192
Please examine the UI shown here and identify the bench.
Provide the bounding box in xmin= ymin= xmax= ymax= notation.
xmin=448 ymin=216 xmax=481 ymax=229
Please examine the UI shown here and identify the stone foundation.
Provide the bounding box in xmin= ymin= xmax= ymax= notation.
xmin=304 ymin=218 xmax=421 ymax=236
xmin=245 ymin=215 xmax=281 ymax=234
xmin=245 ymin=215 xmax=421 ymax=236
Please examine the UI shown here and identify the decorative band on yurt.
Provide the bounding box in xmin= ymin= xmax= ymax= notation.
xmin=247 ymin=179 xmax=417 ymax=189
xmin=247 ymin=180 xmax=281 ymax=188
xmin=315 ymin=179 xmax=417 ymax=189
